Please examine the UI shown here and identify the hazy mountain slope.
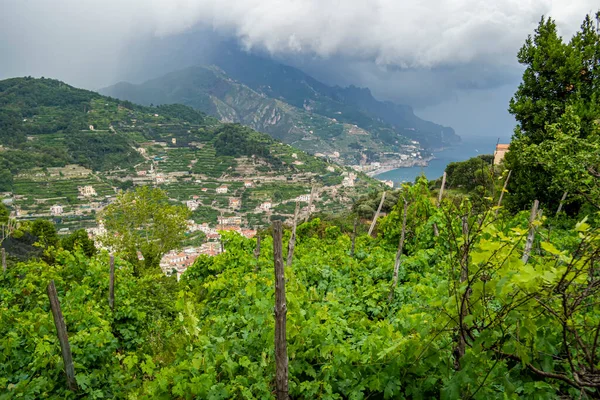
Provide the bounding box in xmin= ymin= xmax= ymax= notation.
xmin=211 ymin=50 xmax=460 ymax=148
xmin=102 ymin=66 xmax=400 ymax=164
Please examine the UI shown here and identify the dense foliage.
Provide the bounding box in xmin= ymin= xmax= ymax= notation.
xmin=506 ymin=13 xmax=600 ymax=212
xmin=2 ymin=178 xmax=600 ymax=398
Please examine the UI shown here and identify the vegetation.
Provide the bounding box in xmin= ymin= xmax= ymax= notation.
xmin=99 ymin=186 xmax=190 ymax=274
xmin=505 ymin=12 xmax=600 ymax=213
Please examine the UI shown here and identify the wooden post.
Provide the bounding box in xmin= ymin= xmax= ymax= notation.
xmin=304 ymin=184 xmax=316 ymax=223
xmin=522 ymin=200 xmax=539 ymax=265
xmin=454 ymin=215 xmax=470 ymax=370
xmin=437 ymin=172 xmax=447 ymax=207
xmin=109 ymin=255 xmax=115 ymax=312
xmin=389 ymin=200 xmax=408 ymax=301
xmin=368 ymin=191 xmax=386 ymax=236
xmin=433 ymin=172 xmax=447 ymax=237
xmin=1 ymin=248 xmax=6 ymax=273
xmin=47 ymin=280 xmax=77 ymax=391
xmin=350 ymin=216 xmax=358 ymax=257
xmin=556 ymin=191 xmax=568 ymax=216
xmin=272 ymin=221 xmax=289 ymax=400
xmin=254 ymin=235 xmax=261 ymax=260
xmin=286 ymin=202 xmax=300 ymax=267
xmin=495 ymin=170 xmax=512 ymax=216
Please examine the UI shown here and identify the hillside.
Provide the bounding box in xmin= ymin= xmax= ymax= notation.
xmin=101 ymin=60 xmax=458 ymax=165
xmin=102 ymin=66 xmax=393 ymax=164
xmin=0 ymin=77 xmax=380 ymax=232
xmin=210 ymin=49 xmax=461 ymax=149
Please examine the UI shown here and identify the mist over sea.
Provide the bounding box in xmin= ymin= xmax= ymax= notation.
xmin=375 ymin=135 xmax=512 ymax=184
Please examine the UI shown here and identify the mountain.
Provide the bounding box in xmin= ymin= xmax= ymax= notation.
xmin=102 ymin=66 xmax=401 ymax=165
xmin=0 ymin=77 xmax=379 ymax=232
xmin=210 ymin=50 xmax=460 ymax=149
xmin=101 ymin=55 xmax=459 ymax=164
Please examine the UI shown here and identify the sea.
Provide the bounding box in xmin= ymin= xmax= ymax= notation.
xmin=375 ymin=135 xmax=512 ymax=183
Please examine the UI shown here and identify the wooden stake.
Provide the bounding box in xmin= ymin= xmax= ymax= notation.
xmin=109 ymin=255 xmax=115 ymax=312
xmin=495 ymin=170 xmax=512 ymax=216
xmin=254 ymin=234 xmax=261 ymax=260
xmin=389 ymin=200 xmax=408 ymax=301
xmin=1 ymin=248 xmax=6 ymax=273
xmin=437 ymin=172 xmax=447 ymax=207
xmin=433 ymin=172 xmax=447 ymax=237
xmin=286 ymin=202 xmax=300 ymax=267
xmin=522 ymin=200 xmax=539 ymax=265
xmin=368 ymin=191 xmax=386 ymax=236
xmin=272 ymin=221 xmax=289 ymax=400
xmin=556 ymin=191 xmax=568 ymax=216
xmin=47 ymin=280 xmax=77 ymax=391
xmin=350 ymin=216 xmax=358 ymax=257
xmin=304 ymin=185 xmax=316 ymax=223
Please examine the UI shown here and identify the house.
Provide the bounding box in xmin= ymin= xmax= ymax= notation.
xmin=78 ymin=185 xmax=97 ymax=197
xmin=229 ymin=198 xmax=241 ymax=209
xmin=50 ymin=205 xmax=63 ymax=216
xmin=186 ymin=200 xmax=199 ymax=211
xmin=217 ymin=215 xmax=242 ymax=226
xmin=296 ymin=194 xmax=311 ymax=202
xmin=155 ymin=175 xmax=165 ymax=184
xmin=382 ymin=180 xmax=394 ymax=188
xmin=244 ymin=181 xmax=253 ymax=188
xmin=494 ymin=144 xmax=510 ymax=165
xmin=171 ymin=138 xmax=177 ymax=145
xmin=259 ymin=201 xmax=272 ymax=211
xmin=291 ymin=153 xmax=298 ymax=159
xmin=216 ymin=185 xmax=228 ymax=194
xmin=137 ymin=170 xmax=147 ymax=176
xmin=326 ymin=166 xmax=335 ymax=172
xmin=201 ymin=188 xmax=208 ymax=192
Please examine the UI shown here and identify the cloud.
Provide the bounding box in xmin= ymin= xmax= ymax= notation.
xmin=0 ymin=0 xmax=597 ymax=94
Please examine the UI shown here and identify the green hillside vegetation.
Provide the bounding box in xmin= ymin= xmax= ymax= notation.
xmin=0 ymin=77 xmax=381 ymax=230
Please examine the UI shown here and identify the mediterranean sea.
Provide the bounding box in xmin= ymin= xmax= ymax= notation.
xmin=375 ymin=135 xmax=511 ymax=183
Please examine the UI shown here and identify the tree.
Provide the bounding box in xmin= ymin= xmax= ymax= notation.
xmin=61 ymin=229 xmax=96 ymax=257
xmin=506 ymin=13 xmax=600 ymax=211
xmin=31 ymin=219 xmax=59 ymax=249
xmin=99 ymin=186 xmax=190 ymax=274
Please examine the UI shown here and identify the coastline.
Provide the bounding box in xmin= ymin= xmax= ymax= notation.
xmin=366 ymin=156 xmax=434 ymax=177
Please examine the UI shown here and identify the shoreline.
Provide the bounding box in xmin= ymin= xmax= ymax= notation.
xmin=366 ymin=156 xmax=434 ymax=177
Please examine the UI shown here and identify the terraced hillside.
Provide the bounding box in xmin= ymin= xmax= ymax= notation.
xmin=102 ymin=66 xmax=397 ymax=164
xmin=0 ymin=77 xmax=380 ymax=234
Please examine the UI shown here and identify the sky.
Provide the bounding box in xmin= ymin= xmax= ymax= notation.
xmin=1 ymin=0 xmax=598 ymax=139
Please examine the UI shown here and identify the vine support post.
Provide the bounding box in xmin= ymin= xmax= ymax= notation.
xmin=350 ymin=216 xmax=358 ymax=257
xmin=46 ymin=280 xmax=77 ymax=391
xmin=272 ymin=221 xmax=289 ymax=400
xmin=433 ymin=172 xmax=447 ymax=237
xmin=304 ymin=184 xmax=316 ymax=223
xmin=389 ymin=199 xmax=408 ymax=302
xmin=368 ymin=191 xmax=386 ymax=237
xmin=556 ymin=191 xmax=568 ymax=216
xmin=109 ymin=254 xmax=115 ymax=312
xmin=495 ymin=170 xmax=512 ymax=217
xmin=1 ymin=248 xmax=6 ymax=273
xmin=286 ymin=202 xmax=300 ymax=267
xmin=254 ymin=234 xmax=261 ymax=261
xmin=522 ymin=200 xmax=540 ymax=265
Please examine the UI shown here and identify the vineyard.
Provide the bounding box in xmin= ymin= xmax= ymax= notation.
xmin=2 ymin=177 xmax=600 ymax=399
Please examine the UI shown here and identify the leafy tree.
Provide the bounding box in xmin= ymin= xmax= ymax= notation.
xmin=506 ymin=13 xmax=600 ymax=211
xmin=61 ymin=229 xmax=96 ymax=257
xmin=30 ymin=219 xmax=59 ymax=249
xmin=99 ymin=186 xmax=190 ymax=274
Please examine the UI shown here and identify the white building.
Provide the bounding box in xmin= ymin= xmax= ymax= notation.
xmin=186 ymin=200 xmax=199 ymax=211
xmin=229 ymin=198 xmax=241 ymax=209
xmin=50 ymin=205 xmax=64 ymax=216
xmin=382 ymin=180 xmax=394 ymax=188
xmin=296 ymin=194 xmax=311 ymax=202
xmin=259 ymin=201 xmax=272 ymax=211
xmin=78 ymin=185 xmax=97 ymax=197
xmin=216 ymin=185 xmax=228 ymax=194
xmin=244 ymin=181 xmax=253 ymax=188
